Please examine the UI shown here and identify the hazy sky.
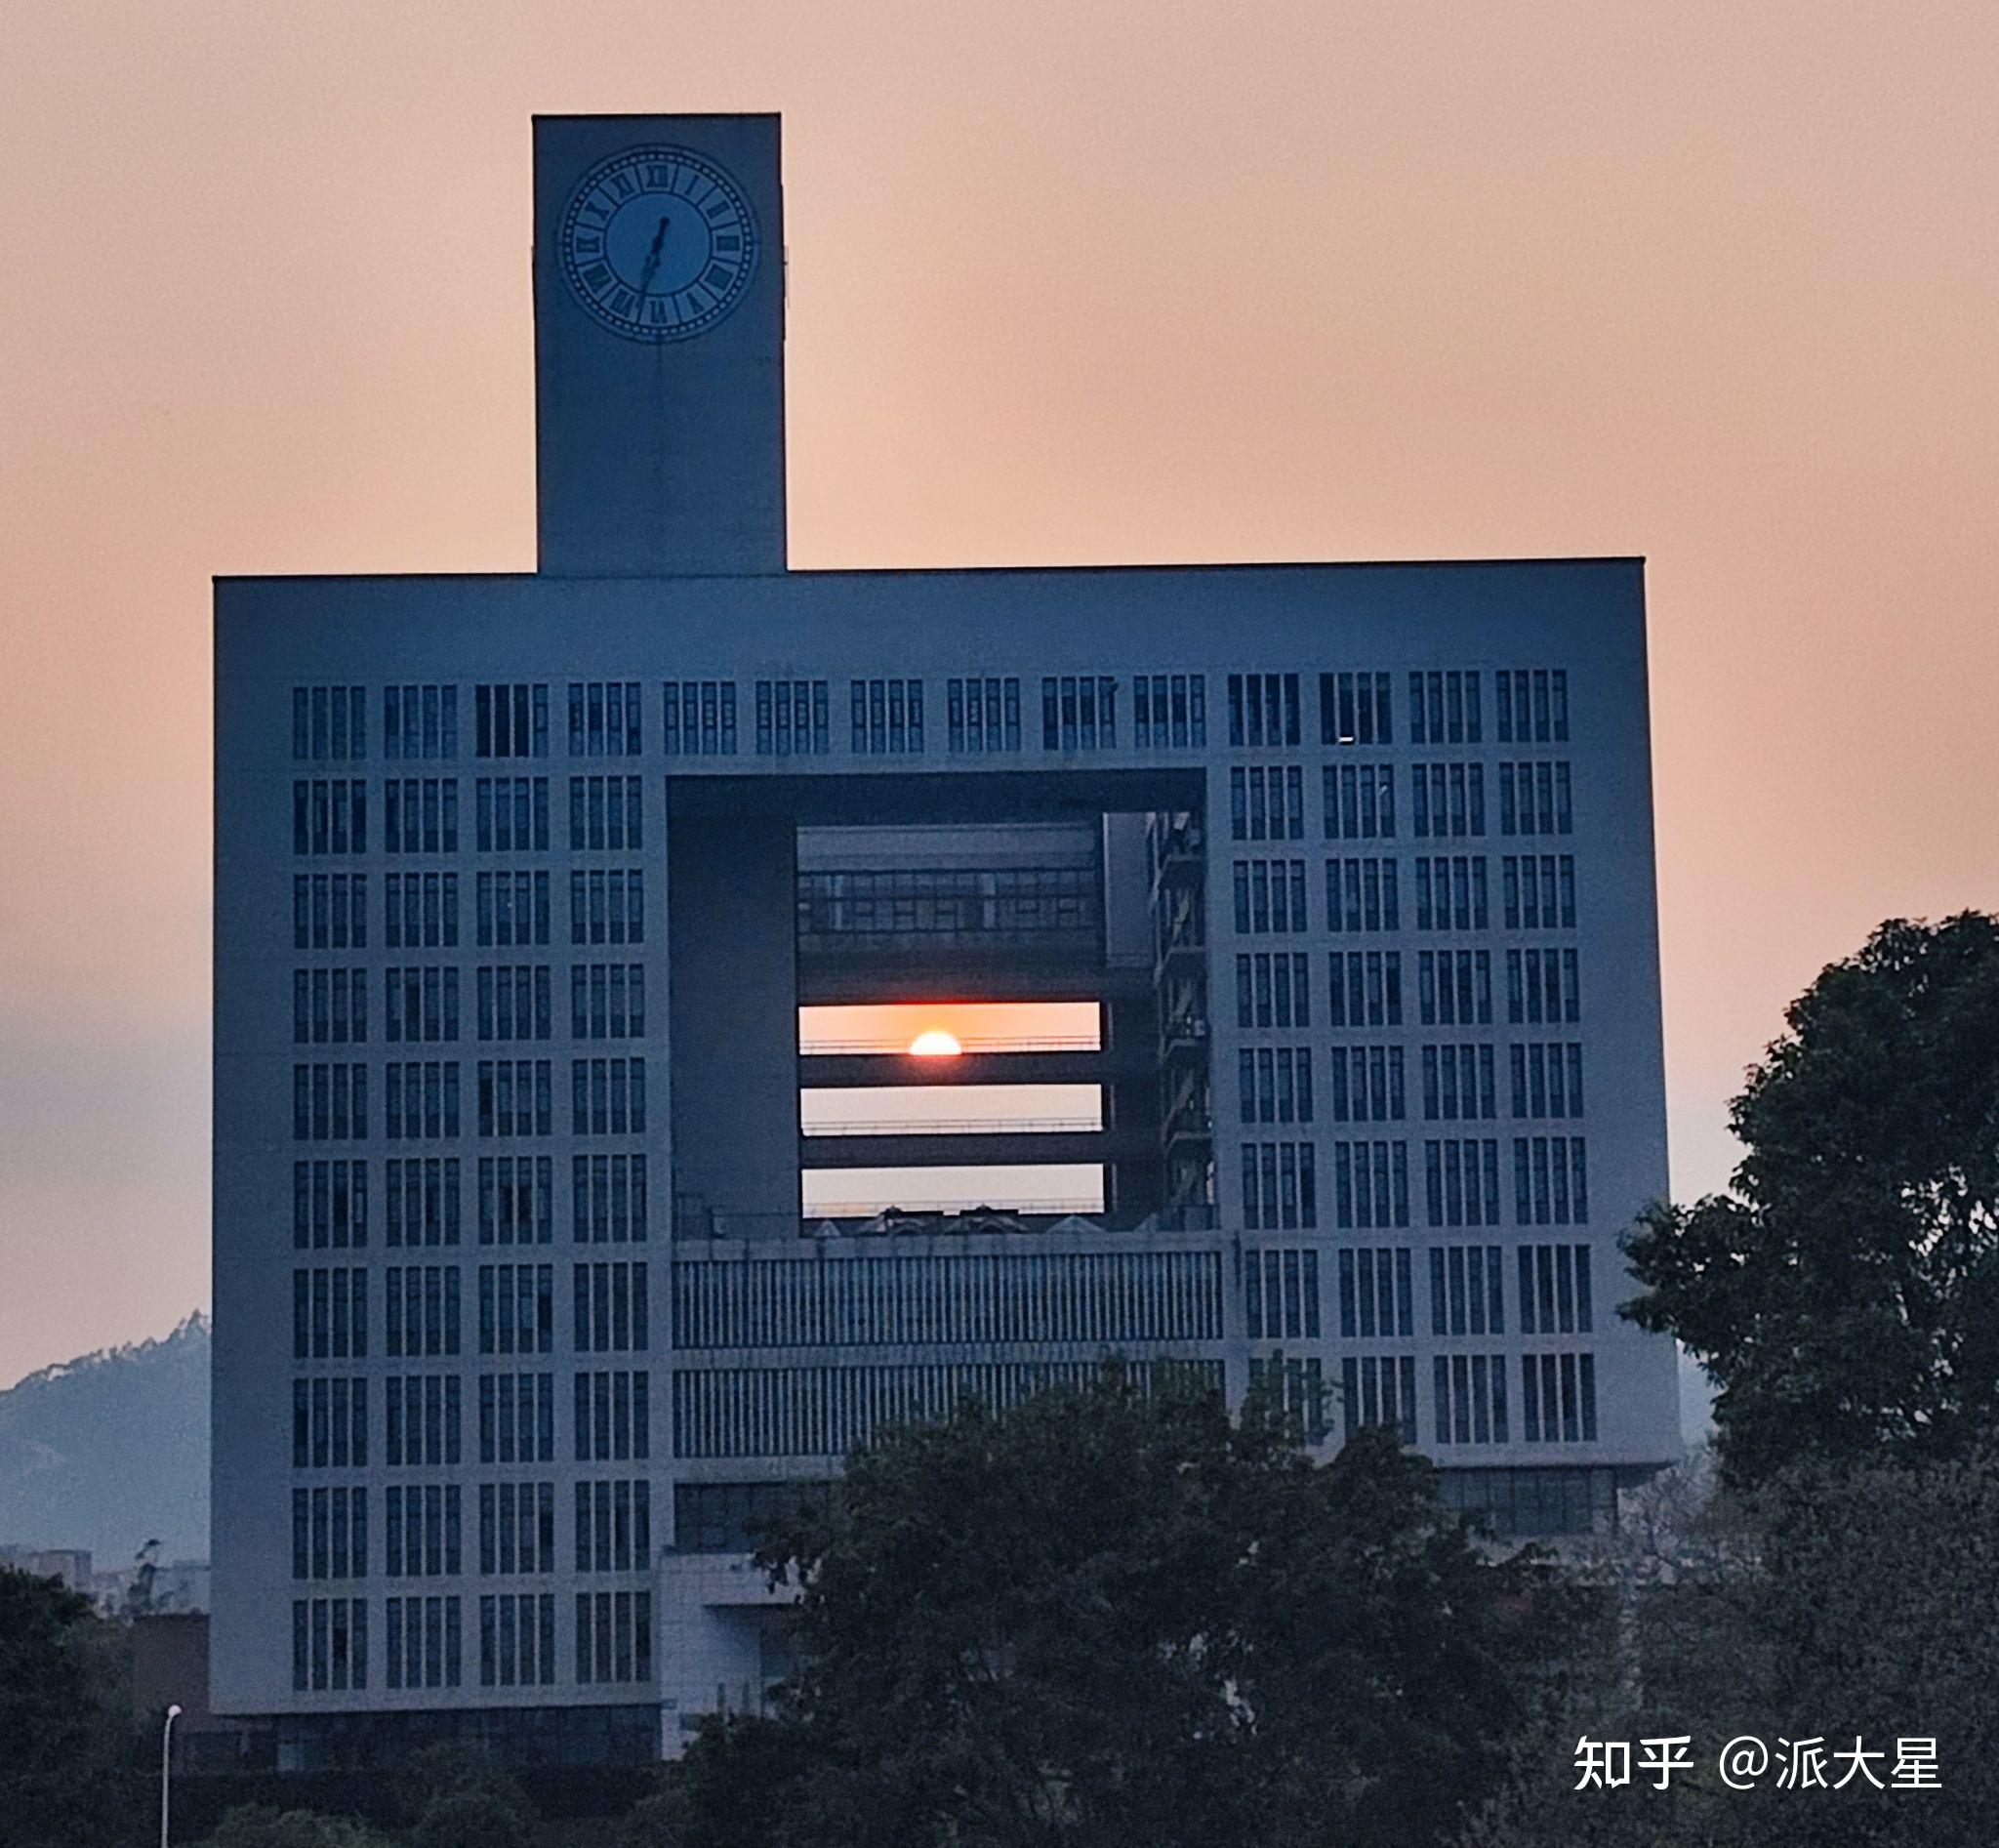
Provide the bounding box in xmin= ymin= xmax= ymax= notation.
xmin=3 ymin=0 xmax=1994 ymax=1385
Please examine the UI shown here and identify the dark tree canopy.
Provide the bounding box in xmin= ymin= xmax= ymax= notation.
xmin=649 ymin=1375 xmax=1569 ymax=1848
xmin=1624 ymin=912 xmax=1999 ymax=1483
xmin=207 ymin=1809 xmax=392 ymax=1848
xmin=0 ymin=1567 xmax=143 ymax=1848
xmin=1469 ymin=1452 xmax=1999 ymax=1848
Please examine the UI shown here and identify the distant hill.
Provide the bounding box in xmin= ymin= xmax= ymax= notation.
xmin=0 ymin=1313 xmax=209 ymax=1562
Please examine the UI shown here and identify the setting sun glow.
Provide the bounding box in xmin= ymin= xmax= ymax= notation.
xmin=908 ymin=1030 xmax=963 ymax=1058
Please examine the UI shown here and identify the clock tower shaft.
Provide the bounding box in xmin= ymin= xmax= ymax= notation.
xmin=533 ymin=113 xmax=787 ymax=577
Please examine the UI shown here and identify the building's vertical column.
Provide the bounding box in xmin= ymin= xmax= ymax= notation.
xmin=1101 ymin=993 xmax=1163 ymax=1218
xmin=665 ymin=800 xmax=802 ymax=1237
xmin=560 ymin=680 xmax=672 ymax=1706
xmin=1525 ymin=612 xmax=1679 ymax=1482
xmin=1403 ymin=665 xmax=1497 ymax=1471
xmin=1102 ymin=815 xmax=1163 ymax=1218
xmin=213 ymin=633 xmax=320 ymax=1718
xmin=1210 ymin=671 xmax=1339 ymax=1446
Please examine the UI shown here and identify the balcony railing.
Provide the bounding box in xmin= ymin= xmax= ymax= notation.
xmin=673 ymin=1201 xmax=1223 ymax=1241
xmin=802 ymin=1115 xmax=1105 ymax=1136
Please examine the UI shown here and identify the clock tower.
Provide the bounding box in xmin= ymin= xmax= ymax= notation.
xmin=533 ymin=113 xmax=786 ymax=577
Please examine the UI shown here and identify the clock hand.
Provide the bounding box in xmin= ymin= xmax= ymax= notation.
xmin=635 ymin=215 xmax=671 ymax=298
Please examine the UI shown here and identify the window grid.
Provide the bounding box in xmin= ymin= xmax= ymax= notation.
xmin=1495 ymin=669 xmax=1570 ymax=745
xmin=665 ymin=681 xmax=738 ymax=757
xmin=1330 ymin=1140 xmax=1409 ymax=1229
xmin=293 ymin=688 xmax=367 ymax=761
xmin=568 ymin=682 xmax=642 ymax=757
xmin=1429 ymin=1245 xmax=1506 ymax=1336
xmin=1501 ymin=854 xmax=1577 ymax=930
xmin=1227 ymin=673 xmax=1301 ymax=748
xmin=1230 ymin=765 xmax=1304 ymax=841
xmin=1322 ymin=763 xmax=1396 ymax=839
xmin=947 ymin=677 xmax=1022 ymax=753
xmin=294 ymin=1160 xmax=370 ymax=1251
xmin=1233 ymin=859 xmax=1308 ymax=934
xmin=1421 ymin=1045 xmax=1497 ymax=1122
xmin=1241 ymin=1142 xmax=1318 ymax=1229
xmin=1244 ymin=1249 xmax=1323 ymax=1340
xmin=383 ymin=685 xmax=459 ymax=760
xmin=1512 ymin=1137 xmax=1590 ymax=1226
xmin=388 ymin=873 xmax=460 ymax=950
xmin=1520 ymin=1352 xmax=1598 ymax=1443
xmin=1517 ymin=1244 xmax=1595 ymax=1335
xmin=1132 ymin=674 xmax=1206 ymax=748
xmin=384 ymin=1157 xmax=458 ymax=1248
xmin=1411 ymin=763 xmax=1486 ymax=839
xmin=849 ymin=678 xmax=923 ymax=755
xmin=1407 ymin=670 xmax=1483 ymax=745
xmin=755 ymin=678 xmax=831 ymax=757
xmin=1424 ymin=1138 xmax=1502 ymax=1227
xmin=1433 ymin=1354 xmax=1510 ymax=1444
xmin=1040 ymin=676 xmax=1119 ymax=752
xmin=474 ymin=685 xmax=549 ymax=760
xmin=474 ymin=778 xmax=550 ymax=852
xmin=1336 ymin=1248 xmax=1414 ymax=1338
xmin=1327 ymin=951 xmax=1402 ymax=1028
xmin=1340 ymin=1355 xmax=1417 ymax=1443
xmin=1326 ymin=1046 xmax=1406 ymax=1123
xmin=1236 ymin=952 xmax=1312 ymax=1029
xmin=1326 ymin=857 xmax=1400 ymax=932
xmin=1319 ymin=672 xmax=1393 ymax=746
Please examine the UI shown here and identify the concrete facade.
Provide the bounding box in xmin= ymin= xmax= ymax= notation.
xmin=212 ymin=111 xmax=1680 ymax=1763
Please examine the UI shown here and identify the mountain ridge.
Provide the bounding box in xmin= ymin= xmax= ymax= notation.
xmin=0 ymin=1311 xmax=210 ymax=1561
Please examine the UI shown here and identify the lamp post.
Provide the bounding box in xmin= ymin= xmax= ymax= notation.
xmin=159 ymin=1704 xmax=182 ymax=1848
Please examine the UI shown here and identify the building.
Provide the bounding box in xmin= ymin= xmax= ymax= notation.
xmin=134 ymin=1612 xmax=211 ymax=1724
xmin=212 ymin=112 xmax=1681 ymax=1766
xmin=0 ymin=1544 xmax=211 ymax=1617
xmin=145 ymin=1557 xmax=214 ymax=1615
xmin=0 ymin=1545 xmax=95 ymax=1595
xmin=90 ymin=1556 xmax=212 ymax=1617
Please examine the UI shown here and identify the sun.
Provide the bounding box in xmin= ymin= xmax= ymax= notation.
xmin=908 ymin=1029 xmax=962 ymax=1058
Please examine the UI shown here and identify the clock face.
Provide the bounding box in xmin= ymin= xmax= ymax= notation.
xmin=558 ymin=146 xmax=759 ymax=342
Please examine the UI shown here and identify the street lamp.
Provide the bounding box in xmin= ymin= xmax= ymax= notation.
xmin=160 ymin=1704 xmax=182 ymax=1848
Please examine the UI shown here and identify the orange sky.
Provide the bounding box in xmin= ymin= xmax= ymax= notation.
xmin=2 ymin=0 xmax=1995 ymax=1381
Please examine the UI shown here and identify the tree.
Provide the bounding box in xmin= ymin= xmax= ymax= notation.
xmin=646 ymin=1375 xmax=1571 ymax=1848
xmin=206 ymin=1808 xmax=392 ymax=1848
xmin=628 ymin=1715 xmax=810 ymax=1848
xmin=1462 ymin=1450 xmax=1999 ymax=1848
xmin=397 ymin=1742 xmax=534 ymax=1848
xmin=410 ymin=1786 xmax=530 ymax=1848
xmin=1623 ymin=912 xmax=1999 ymax=1484
xmin=124 ymin=1538 xmax=163 ymax=1621
xmin=0 ymin=1566 xmax=143 ymax=1848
